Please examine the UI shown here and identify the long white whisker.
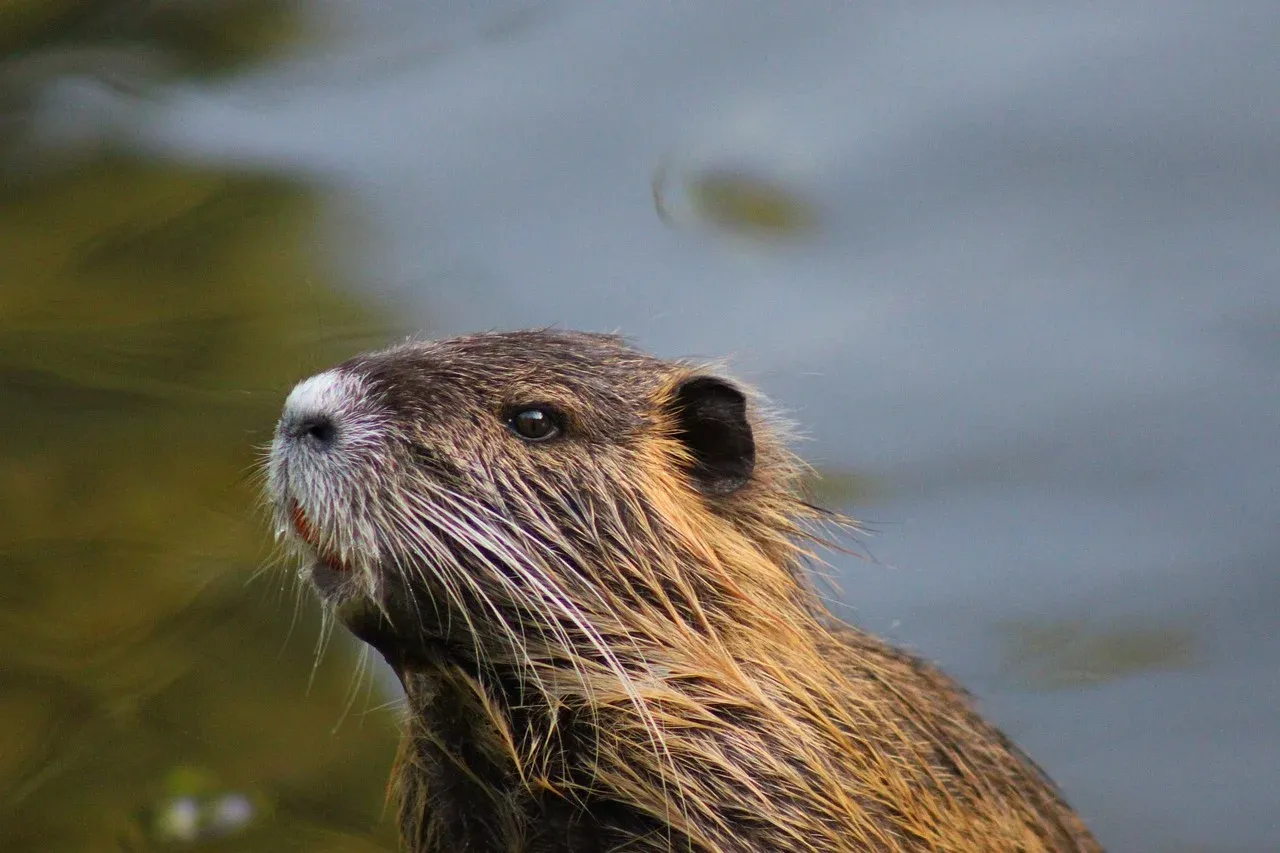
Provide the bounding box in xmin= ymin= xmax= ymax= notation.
xmin=411 ymin=480 xmax=690 ymax=834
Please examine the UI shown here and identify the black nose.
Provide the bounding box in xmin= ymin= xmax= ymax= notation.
xmin=289 ymin=414 xmax=338 ymax=448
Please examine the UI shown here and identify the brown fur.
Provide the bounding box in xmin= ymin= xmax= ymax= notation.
xmin=266 ymin=330 xmax=1101 ymax=852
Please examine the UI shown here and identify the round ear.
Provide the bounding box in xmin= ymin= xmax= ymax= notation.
xmin=668 ymin=375 xmax=756 ymax=496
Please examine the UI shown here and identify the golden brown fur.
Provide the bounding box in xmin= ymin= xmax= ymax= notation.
xmin=266 ymin=330 xmax=1101 ymax=852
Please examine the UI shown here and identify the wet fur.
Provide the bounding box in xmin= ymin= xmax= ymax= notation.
xmin=267 ymin=330 xmax=1101 ymax=852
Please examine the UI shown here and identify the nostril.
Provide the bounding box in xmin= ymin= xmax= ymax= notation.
xmin=295 ymin=415 xmax=337 ymax=447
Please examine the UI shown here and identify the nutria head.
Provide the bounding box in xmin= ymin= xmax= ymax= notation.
xmin=267 ymin=329 xmax=815 ymax=676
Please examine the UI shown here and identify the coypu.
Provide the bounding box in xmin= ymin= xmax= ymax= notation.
xmin=266 ymin=330 xmax=1101 ymax=852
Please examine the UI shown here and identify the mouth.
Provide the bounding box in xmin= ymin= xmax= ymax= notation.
xmin=289 ymin=499 xmax=351 ymax=576
xmin=286 ymin=499 xmax=434 ymax=671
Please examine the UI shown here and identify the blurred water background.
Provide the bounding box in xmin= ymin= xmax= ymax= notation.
xmin=2 ymin=2 xmax=1277 ymax=850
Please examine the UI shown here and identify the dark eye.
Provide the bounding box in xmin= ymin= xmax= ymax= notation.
xmin=508 ymin=406 xmax=562 ymax=441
